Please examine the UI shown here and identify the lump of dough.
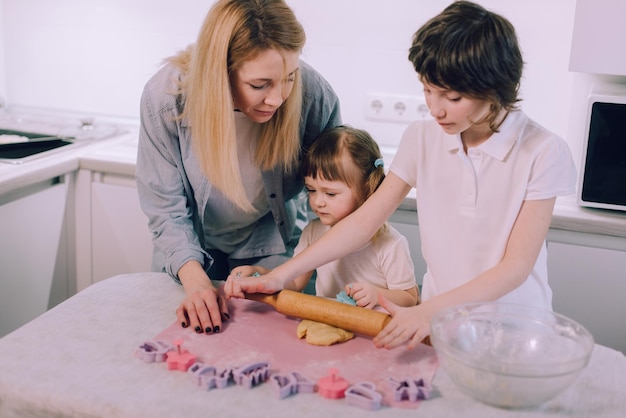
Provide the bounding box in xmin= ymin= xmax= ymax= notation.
xmin=296 ymin=319 xmax=354 ymax=346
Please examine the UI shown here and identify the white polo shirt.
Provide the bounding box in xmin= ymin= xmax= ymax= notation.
xmin=390 ymin=110 xmax=576 ymax=310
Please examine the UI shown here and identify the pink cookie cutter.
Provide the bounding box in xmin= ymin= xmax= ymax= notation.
xmin=188 ymin=362 xmax=232 ymax=390
xmin=165 ymin=339 xmax=196 ymax=372
xmin=233 ymin=362 xmax=269 ymax=388
xmin=136 ymin=340 xmax=172 ymax=363
xmin=387 ymin=377 xmax=433 ymax=402
xmin=317 ymin=368 xmax=349 ymax=399
xmin=270 ymin=371 xmax=316 ymax=399
xmin=345 ymin=381 xmax=382 ymax=411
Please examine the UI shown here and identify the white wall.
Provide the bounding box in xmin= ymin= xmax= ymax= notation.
xmin=0 ymin=0 xmax=614 ymax=166
xmin=290 ymin=0 xmax=578 ymax=149
xmin=1 ymin=0 xmax=212 ymax=118
xmin=0 ymin=0 xmax=5 ymax=107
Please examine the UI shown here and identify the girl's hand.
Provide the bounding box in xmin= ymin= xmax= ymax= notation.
xmin=176 ymin=280 xmax=229 ymax=335
xmin=224 ymin=271 xmax=285 ymax=299
xmin=345 ymin=282 xmax=379 ymax=309
xmin=373 ymin=295 xmax=432 ymax=349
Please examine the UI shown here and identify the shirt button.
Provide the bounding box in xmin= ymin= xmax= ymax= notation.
xmin=270 ymin=193 xmax=276 ymax=198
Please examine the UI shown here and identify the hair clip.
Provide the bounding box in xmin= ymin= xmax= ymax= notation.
xmin=374 ymin=158 xmax=384 ymax=168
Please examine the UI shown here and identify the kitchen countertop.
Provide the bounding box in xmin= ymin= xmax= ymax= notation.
xmin=77 ymin=135 xmax=626 ymax=240
xmin=0 ymin=272 xmax=624 ymax=418
xmin=0 ymin=127 xmax=138 ymax=196
xmin=1 ymin=125 xmax=625 ymax=240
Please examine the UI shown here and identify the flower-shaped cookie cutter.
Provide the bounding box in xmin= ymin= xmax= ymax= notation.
xmin=165 ymin=339 xmax=196 ymax=372
xmin=317 ymin=368 xmax=349 ymax=399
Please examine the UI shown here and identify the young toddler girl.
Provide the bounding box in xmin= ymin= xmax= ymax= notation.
xmin=230 ymin=125 xmax=419 ymax=309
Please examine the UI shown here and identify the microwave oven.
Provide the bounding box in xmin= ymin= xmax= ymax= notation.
xmin=578 ymin=93 xmax=626 ymax=211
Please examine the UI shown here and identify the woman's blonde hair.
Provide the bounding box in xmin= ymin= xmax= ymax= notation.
xmin=169 ymin=0 xmax=305 ymax=213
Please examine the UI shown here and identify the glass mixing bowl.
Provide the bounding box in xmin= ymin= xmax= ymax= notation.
xmin=430 ymin=302 xmax=594 ymax=409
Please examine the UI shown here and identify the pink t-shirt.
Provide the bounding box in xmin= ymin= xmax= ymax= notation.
xmin=294 ymin=219 xmax=416 ymax=298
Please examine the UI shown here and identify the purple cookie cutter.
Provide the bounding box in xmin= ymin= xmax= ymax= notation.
xmin=136 ymin=340 xmax=172 ymax=363
xmin=233 ymin=362 xmax=269 ymax=388
xmin=188 ymin=362 xmax=233 ymax=390
xmin=387 ymin=377 xmax=433 ymax=402
xmin=270 ymin=371 xmax=316 ymax=399
xmin=345 ymin=381 xmax=382 ymax=411
xmin=271 ymin=373 xmax=298 ymax=399
xmin=292 ymin=371 xmax=316 ymax=394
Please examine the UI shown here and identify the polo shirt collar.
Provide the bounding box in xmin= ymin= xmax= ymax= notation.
xmin=444 ymin=110 xmax=526 ymax=161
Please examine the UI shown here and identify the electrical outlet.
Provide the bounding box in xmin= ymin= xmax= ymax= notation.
xmin=364 ymin=93 xmax=430 ymax=123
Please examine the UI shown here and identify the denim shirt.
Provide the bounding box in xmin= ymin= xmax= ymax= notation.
xmin=136 ymin=60 xmax=342 ymax=280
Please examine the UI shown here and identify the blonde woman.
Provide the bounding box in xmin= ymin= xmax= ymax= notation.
xmin=136 ymin=0 xmax=341 ymax=336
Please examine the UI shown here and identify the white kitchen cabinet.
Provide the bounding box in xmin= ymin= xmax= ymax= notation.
xmin=547 ymin=238 xmax=626 ymax=354
xmin=391 ymin=206 xmax=626 ymax=354
xmin=569 ymin=0 xmax=626 ymax=76
xmin=75 ymin=169 xmax=153 ymax=290
xmin=0 ymin=175 xmax=72 ymax=337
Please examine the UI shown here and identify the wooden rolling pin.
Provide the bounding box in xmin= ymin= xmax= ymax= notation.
xmin=245 ymin=289 xmax=391 ymax=337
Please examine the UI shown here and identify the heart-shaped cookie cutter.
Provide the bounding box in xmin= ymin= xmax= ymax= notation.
xmin=345 ymin=381 xmax=382 ymax=410
xmin=271 ymin=373 xmax=298 ymax=399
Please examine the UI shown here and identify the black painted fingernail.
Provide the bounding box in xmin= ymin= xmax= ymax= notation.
xmin=223 ymin=313 xmax=230 ymax=320
xmin=181 ymin=321 xmax=188 ymax=328
xmin=213 ymin=326 xmax=220 ymax=333
xmin=205 ymin=327 xmax=212 ymax=334
xmin=195 ymin=326 xmax=202 ymax=333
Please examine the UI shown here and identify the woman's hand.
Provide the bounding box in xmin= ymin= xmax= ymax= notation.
xmin=177 ymin=282 xmax=229 ymax=334
xmin=345 ymin=282 xmax=379 ymax=309
xmin=373 ymin=296 xmax=433 ymax=349
xmin=177 ymin=260 xmax=229 ymax=334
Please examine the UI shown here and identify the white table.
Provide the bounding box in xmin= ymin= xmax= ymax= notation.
xmin=0 ymin=273 xmax=624 ymax=417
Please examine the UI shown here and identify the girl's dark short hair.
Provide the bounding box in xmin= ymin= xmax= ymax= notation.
xmin=408 ymin=1 xmax=523 ymax=131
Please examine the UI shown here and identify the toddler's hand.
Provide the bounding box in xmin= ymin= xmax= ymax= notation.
xmin=345 ymin=282 xmax=379 ymax=309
